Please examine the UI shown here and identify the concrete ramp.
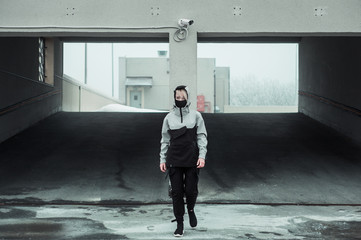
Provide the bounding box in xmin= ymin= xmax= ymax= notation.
xmin=0 ymin=112 xmax=361 ymax=205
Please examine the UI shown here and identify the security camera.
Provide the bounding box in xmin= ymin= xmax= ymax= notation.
xmin=178 ymin=19 xmax=194 ymax=28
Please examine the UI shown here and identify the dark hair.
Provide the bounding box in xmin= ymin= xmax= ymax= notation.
xmin=173 ymin=85 xmax=188 ymax=99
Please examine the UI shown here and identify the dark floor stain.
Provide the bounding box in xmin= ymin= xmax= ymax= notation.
xmin=115 ymin=162 xmax=133 ymax=191
xmin=0 ymin=222 xmax=63 ymax=234
xmin=117 ymin=207 xmax=136 ymax=217
xmin=288 ymin=218 xmax=361 ymax=239
xmin=147 ymin=225 xmax=155 ymax=231
xmin=162 ymin=215 xmax=173 ymax=221
xmin=0 ymin=187 xmax=38 ymax=196
xmin=118 ymin=206 xmax=137 ymax=212
xmin=0 ymin=217 xmax=127 ymax=240
xmin=71 ymin=233 xmax=129 ymax=240
xmin=244 ymin=233 xmax=257 ymax=239
xmin=0 ymin=208 xmax=36 ymax=218
xmin=159 ymin=208 xmax=172 ymax=216
xmin=194 ymin=227 xmax=207 ymax=232
xmin=0 ymin=197 xmax=45 ymax=205
xmin=259 ymin=231 xmax=283 ymax=236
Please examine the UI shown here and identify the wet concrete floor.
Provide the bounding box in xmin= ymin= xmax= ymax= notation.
xmin=1 ymin=204 xmax=361 ymax=239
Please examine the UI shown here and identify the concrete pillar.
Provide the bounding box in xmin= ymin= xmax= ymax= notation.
xmin=169 ymin=30 xmax=197 ymax=109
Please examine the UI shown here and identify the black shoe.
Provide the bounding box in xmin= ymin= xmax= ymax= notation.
xmin=188 ymin=209 xmax=197 ymax=228
xmin=174 ymin=222 xmax=184 ymax=237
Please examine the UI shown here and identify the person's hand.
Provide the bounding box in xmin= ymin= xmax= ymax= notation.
xmin=197 ymin=158 xmax=205 ymax=168
xmin=160 ymin=163 xmax=167 ymax=172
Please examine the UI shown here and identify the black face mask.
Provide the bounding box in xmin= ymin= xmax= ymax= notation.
xmin=175 ymin=100 xmax=187 ymax=108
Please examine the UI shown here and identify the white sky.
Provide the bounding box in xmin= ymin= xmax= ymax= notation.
xmin=198 ymin=43 xmax=298 ymax=83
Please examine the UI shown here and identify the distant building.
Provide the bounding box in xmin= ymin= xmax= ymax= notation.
xmin=119 ymin=55 xmax=230 ymax=113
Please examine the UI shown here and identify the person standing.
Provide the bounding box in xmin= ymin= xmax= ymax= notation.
xmin=159 ymin=85 xmax=208 ymax=237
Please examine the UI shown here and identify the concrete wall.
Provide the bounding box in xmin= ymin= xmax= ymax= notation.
xmin=62 ymin=76 xmax=122 ymax=112
xmin=1 ymin=1 xmax=360 ymax=35
xmin=0 ymin=37 xmax=62 ymax=143
xmin=299 ymin=37 xmax=361 ymax=143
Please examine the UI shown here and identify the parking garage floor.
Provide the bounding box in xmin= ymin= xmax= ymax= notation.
xmin=0 ymin=112 xmax=361 ymax=239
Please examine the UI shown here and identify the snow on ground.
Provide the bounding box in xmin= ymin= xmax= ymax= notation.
xmin=97 ymin=104 xmax=167 ymax=113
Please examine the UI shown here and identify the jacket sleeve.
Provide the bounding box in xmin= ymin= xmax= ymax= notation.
xmin=196 ymin=112 xmax=208 ymax=160
xmin=160 ymin=116 xmax=170 ymax=164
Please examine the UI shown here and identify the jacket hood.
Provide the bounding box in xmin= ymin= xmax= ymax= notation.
xmin=173 ymin=85 xmax=191 ymax=108
xmin=172 ymin=85 xmax=191 ymax=119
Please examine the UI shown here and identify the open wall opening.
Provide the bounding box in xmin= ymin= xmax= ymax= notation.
xmin=197 ymin=42 xmax=299 ymax=113
xmin=63 ymin=42 xmax=169 ymax=112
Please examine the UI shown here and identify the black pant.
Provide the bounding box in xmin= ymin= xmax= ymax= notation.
xmin=169 ymin=167 xmax=199 ymax=222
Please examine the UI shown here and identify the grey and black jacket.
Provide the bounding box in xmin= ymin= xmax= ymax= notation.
xmin=160 ymin=102 xmax=208 ymax=167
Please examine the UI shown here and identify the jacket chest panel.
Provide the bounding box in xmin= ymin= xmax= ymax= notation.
xmin=168 ymin=114 xmax=197 ymax=130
